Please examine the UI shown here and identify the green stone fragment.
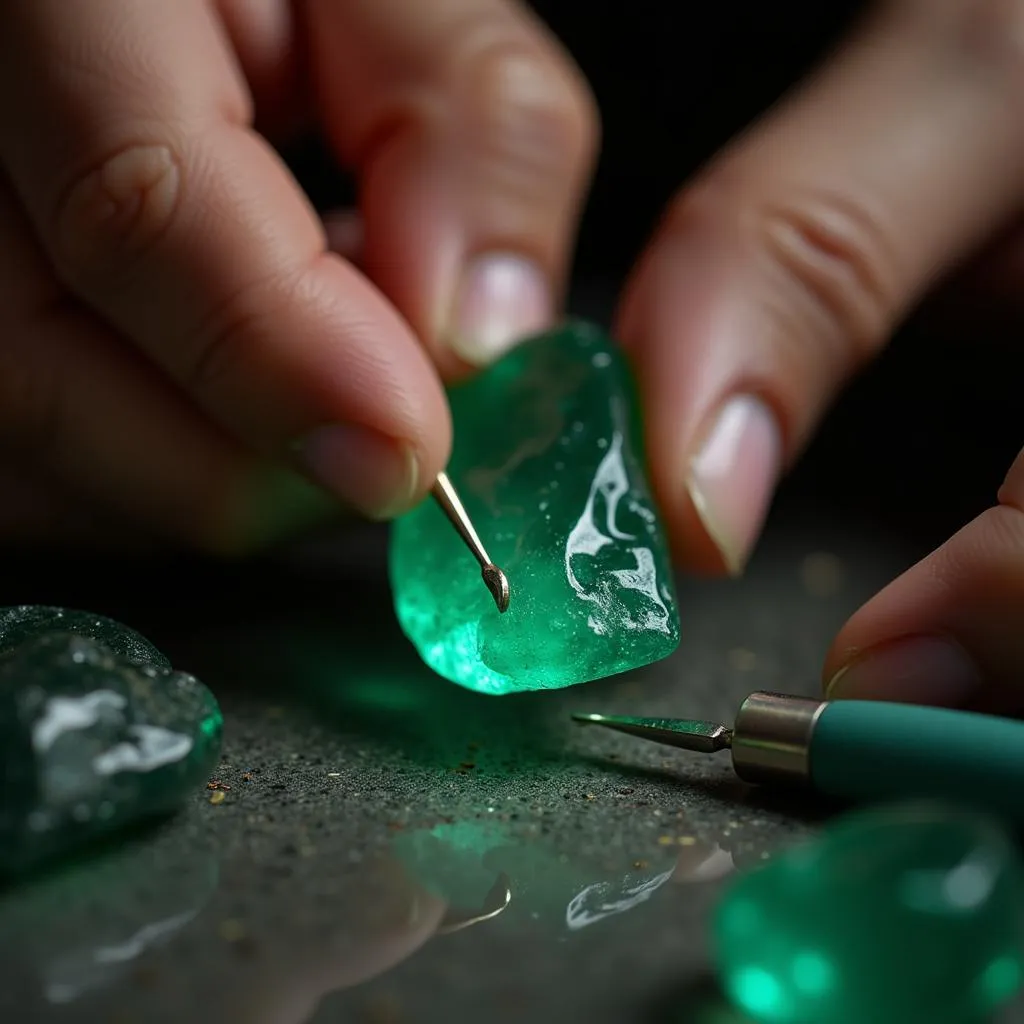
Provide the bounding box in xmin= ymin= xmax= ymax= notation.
xmin=0 ymin=626 xmax=222 ymax=876
xmin=0 ymin=605 xmax=170 ymax=669
xmin=389 ymin=320 xmax=680 ymax=695
xmin=713 ymin=804 xmax=1024 ymax=1024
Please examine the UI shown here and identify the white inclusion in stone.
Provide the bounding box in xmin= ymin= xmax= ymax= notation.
xmin=565 ymin=869 xmax=675 ymax=930
xmin=33 ymin=691 xmax=127 ymax=753
xmin=91 ymin=726 xmax=193 ymax=775
xmin=564 ymin=432 xmax=671 ymax=635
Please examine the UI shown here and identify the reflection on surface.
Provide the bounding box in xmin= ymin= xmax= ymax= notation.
xmin=392 ymin=818 xmax=734 ymax=936
xmin=0 ymin=796 xmax=744 ymax=1023
xmin=0 ymin=819 xmax=218 ymax=1015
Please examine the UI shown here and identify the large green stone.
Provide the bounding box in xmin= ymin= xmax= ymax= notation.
xmin=0 ymin=611 xmax=222 ymax=875
xmin=713 ymin=804 xmax=1024 ymax=1024
xmin=389 ymin=320 xmax=680 ymax=695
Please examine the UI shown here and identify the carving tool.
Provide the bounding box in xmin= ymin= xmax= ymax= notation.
xmin=573 ymin=692 xmax=1024 ymax=823
xmin=431 ymin=472 xmax=510 ymax=613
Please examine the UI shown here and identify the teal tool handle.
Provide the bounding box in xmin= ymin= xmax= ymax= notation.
xmin=809 ymin=701 xmax=1024 ymax=823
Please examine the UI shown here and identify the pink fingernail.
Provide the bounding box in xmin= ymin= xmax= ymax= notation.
xmin=297 ymin=424 xmax=418 ymax=520
xmin=825 ymin=636 xmax=981 ymax=706
xmin=687 ymin=395 xmax=782 ymax=575
xmin=449 ymin=253 xmax=552 ymax=366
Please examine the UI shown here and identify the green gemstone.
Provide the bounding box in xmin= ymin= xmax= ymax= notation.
xmin=389 ymin=320 xmax=680 ymax=695
xmin=0 ymin=622 xmax=222 ymax=876
xmin=713 ymin=804 xmax=1024 ymax=1024
xmin=0 ymin=605 xmax=170 ymax=669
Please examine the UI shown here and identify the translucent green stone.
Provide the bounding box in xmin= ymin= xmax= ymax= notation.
xmin=713 ymin=804 xmax=1024 ymax=1024
xmin=389 ymin=320 xmax=680 ymax=695
xmin=0 ymin=605 xmax=170 ymax=669
xmin=0 ymin=614 xmax=222 ymax=876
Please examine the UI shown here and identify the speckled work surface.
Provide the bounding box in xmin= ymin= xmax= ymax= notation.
xmin=2 ymin=507 xmax=1021 ymax=1024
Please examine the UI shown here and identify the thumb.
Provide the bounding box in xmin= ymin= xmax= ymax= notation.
xmin=824 ymin=445 xmax=1024 ymax=715
xmin=617 ymin=3 xmax=1024 ymax=575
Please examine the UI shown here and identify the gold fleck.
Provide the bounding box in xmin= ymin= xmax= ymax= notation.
xmin=209 ymin=791 xmax=226 ymax=805
xmin=727 ymin=648 xmax=758 ymax=671
xmin=800 ymin=552 xmax=846 ymax=597
xmin=219 ymin=919 xmax=246 ymax=942
xmin=678 ymin=836 xmax=697 ymax=846
xmin=658 ymin=835 xmax=674 ymax=846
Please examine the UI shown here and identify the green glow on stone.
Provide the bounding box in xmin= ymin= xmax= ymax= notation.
xmin=389 ymin=321 xmax=680 ymax=695
xmin=729 ymin=966 xmax=791 ymax=1021
xmin=976 ymin=955 xmax=1023 ymax=1007
xmin=790 ymin=951 xmax=835 ymax=996
xmin=712 ymin=804 xmax=1024 ymax=1024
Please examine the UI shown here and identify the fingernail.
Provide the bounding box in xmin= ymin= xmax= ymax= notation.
xmin=449 ymin=252 xmax=552 ymax=366
xmin=296 ymin=424 xmax=418 ymax=520
xmin=825 ymin=636 xmax=981 ymax=706
xmin=686 ymin=394 xmax=782 ymax=575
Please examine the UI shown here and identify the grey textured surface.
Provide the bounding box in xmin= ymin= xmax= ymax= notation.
xmin=0 ymin=507 xmax=1019 ymax=1023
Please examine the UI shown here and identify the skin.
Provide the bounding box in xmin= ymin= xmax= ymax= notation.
xmin=0 ymin=0 xmax=1022 ymax=711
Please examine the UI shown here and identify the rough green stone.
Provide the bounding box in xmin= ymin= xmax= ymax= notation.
xmin=713 ymin=804 xmax=1024 ymax=1024
xmin=0 ymin=622 xmax=222 ymax=876
xmin=390 ymin=320 xmax=680 ymax=695
xmin=0 ymin=605 xmax=169 ymax=669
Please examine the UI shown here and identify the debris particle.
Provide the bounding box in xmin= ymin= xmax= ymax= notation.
xmin=327 ymin=772 xmax=341 ymax=777
xmin=206 ymin=780 xmax=231 ymax=791
xmin=209 ymin=790 xmax=226 ymax=805
xmin=727 ymin=647 xmax=758 ymax=672
xmin=800 ymin=551 xmax=846 ymax=597
xmin=633 ymin=860 xmax=648 ymax=869
xmin=241 ymin=772 xmax=253 ymax=782
xmin=219 ymin=919 xmax=246 ymax=942
xmin=584 ymin=793 xmax=595 ymax=801
xmin=363 ymin=993 xmax=402 ymax=1024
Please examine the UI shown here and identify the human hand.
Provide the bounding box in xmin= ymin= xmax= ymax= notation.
xmin=613 ymin=2 xmax=1024 ymax=712
xmin=0 ymin=0 xmax=596 ymax=550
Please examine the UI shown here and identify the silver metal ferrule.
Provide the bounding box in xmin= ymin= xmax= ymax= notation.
xmin=730 ymin=691 xmax=827 ymax=786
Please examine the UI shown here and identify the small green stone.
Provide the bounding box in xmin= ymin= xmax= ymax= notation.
xmin=0 ymin=623 xmax=222 ymax=876
xmin=389 ymin=320 xmax=680 ymax=695
xmin=0 ymin=605 xmax=169 ymax=669
xmin=713 ymin=804 xmax=1024 ymax=1024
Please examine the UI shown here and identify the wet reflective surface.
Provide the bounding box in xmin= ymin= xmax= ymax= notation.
xmin=1 ymin=507 xmax=1022 ymax=1023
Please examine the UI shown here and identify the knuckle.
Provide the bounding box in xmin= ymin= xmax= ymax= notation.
xmin=49 ymin=142 xmax=183 ymax=296
xmin=461 ymin=40 xmax=600 ymax=182
xmin=753 ymin=190 xmax=899 ymax=368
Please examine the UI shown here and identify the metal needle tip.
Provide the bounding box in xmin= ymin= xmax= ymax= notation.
xmin=431 ymin=471 xmax=512 ymax=613
xmin=482 ymin=564 xmax=510 ymax=613
xmin=571 ymin=711 xmax=733 ymax=754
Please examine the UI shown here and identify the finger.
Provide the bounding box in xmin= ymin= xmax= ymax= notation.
xmin=616 ymin=2 xmax=1024 ymax=575
xmin=0 ymin=0 xmax=449 ymax=521
xmin=214 ymin=0 xmax=309 ymax=139
xmin=0 ymin=179 xmax=332 ymax=555
xmin=306 ymin=0 xmax=599 ymax=372
xmin=824 ymin=446 xmax=1024 ymax=714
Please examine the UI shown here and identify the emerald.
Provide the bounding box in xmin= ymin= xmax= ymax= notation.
xmin=389 ymin=320 xmax=680 ymax=695
xmin=713 ymin=804 xmax=1024 ymax=1024
xmin=0 ymin=608 xmax=222 ymax=875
